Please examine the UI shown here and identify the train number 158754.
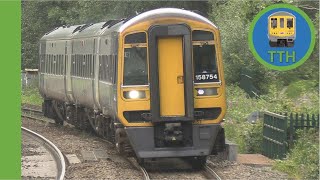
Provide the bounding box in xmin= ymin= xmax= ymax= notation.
xmin=195 ymin=73 xmax=218 ymax=81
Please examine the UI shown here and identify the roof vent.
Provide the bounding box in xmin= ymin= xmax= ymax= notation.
xmin=79 ymin=23 xmax=93 ymax=32
xmin=45 ymin=27 xmax=59 ymax=35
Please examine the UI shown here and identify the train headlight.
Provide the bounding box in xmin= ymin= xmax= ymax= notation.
xmin=129 ymin=90 xmax=139 ymax=99
xmin=196 ymin=88 xmax=218 ymax=96
xmin=124 ymin=90 xmax=146 ymax=99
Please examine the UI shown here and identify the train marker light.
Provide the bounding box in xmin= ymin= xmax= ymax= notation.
xmin=198 ymin=89 xmax=205 ymax=95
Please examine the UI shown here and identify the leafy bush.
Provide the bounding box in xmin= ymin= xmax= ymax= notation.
xmin=273 ymin=129 xmax=319 ymax=179
xmin=224 ymin=85 xmax=319 ymax=153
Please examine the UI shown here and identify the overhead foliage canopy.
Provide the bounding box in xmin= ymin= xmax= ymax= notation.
xmin=22 ymin=0 xmax=319 ymax=94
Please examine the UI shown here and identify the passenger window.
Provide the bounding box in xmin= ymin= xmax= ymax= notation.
xmin=287 ymin=18 xmax=293 ymax=28
xmin=123 ymin=47 xmax=148 ymax=85
xmin=280 ymin=18 xmax=284 ymax=28
xmin=271 ymin=18 xmax=277 ymax=28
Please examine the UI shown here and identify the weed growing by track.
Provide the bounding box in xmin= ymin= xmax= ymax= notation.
xmin=21 ymin=87 xmax=42 ymax=106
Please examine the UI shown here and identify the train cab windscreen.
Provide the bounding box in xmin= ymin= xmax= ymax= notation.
xmin=192 ymin=30 xmax=219 ymax=83
xmin=123 ymin=47 xmax=148 ymax=85
xmin=271 ymin=18 xmax=277 ymax=28
xmin=287 ymin=18 xmax=293 ymax=28
xmin=123 ymin=32 xmax=148 ymax=86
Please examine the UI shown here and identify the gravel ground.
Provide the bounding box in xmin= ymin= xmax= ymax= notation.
xmin=22 ymin=117 xmax=142 ymax=179
xmin=208 ymin=156 xmax=289 ymax=179
xmin=22 ymin=131 xmax=57 ymax=179
xmin=145 ymin=158 xmax=206 ymax=179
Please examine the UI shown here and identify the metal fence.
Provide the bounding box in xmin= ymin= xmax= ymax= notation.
xmin=262 ymin=111 xmax=287 ymax=159
xmin=262 ymin=111 xmax=319 ymax=159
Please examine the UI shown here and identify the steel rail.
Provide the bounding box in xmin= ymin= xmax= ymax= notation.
xmin=126 ymin=157 xmax=150 ymax=180
xmin=204 ymin=160 xmax=222 ymax=180
xmin=21 ymin=107 xmax=42 ymax=113
xmin=22 ymin=127 xmax=66 ymax=180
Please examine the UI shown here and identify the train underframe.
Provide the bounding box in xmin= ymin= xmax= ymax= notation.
xmin=42 ymin=99 xmax=225 ymax=168
xmin=269 ymin=36 xmax=295 ymax=47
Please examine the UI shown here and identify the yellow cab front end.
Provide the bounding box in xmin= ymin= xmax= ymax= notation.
xmin=116 ymin=9 xmax=226 ymax=159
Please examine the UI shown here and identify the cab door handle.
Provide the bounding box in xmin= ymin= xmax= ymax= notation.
xmin=177 ymin=75 xmax=184 ymax=84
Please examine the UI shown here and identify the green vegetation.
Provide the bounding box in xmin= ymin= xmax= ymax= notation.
xmin=274 ymin=129 xmax=319 ymax=179
xmin=285 ymin=80 xmax=318 ymax=98
xmin=21 ymin=87 xmax=42 ymax=106
xmin=224 ymin=85 xmax=319 ymax=153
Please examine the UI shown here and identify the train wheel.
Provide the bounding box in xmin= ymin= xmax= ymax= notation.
xmin=115 ymin=128 xmax=133 ymax=157
xmin=52 ymin=101 xmax=64 ymax=126
xmin=42 ymin=100 xmax=56 ymax=119
xmin=76 ymin=108 xmax=91 ymax=131
xmin=287 ymin=41 xmax=294 ymax=47
xmin=269 ymin=41 xmax=277 ymax=47
xmin=187 ymin=156 xmax=207 ymax=170
xmin=137 ymin=158 xmax=145 ymax=166
xmin=66 ymin=105 xmax=76 ymax=125
xmin=279 ymin=40 xmax=286 ymax=47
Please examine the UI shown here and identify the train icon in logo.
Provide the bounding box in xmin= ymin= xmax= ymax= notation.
xmin=268 ymin=11 xmax=296 ymax=47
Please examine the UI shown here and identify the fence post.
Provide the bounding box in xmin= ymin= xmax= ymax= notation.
xmin=312 ymin=114 xmax=316 ymax=127
xmin=301 ymin=114 xmax=305 ymax=130
xmin=306 ymin=114 xmax=310 ymax=128
xmin=289 ymin=113 xmax=293 ymax=148
xmin=295 ymin=113 xmax=299 ymax=130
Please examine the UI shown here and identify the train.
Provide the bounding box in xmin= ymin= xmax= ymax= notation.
xmin=39 ymin=8 xmax=226 ymax=168
xmin=268 ymin=11 xmax=296 ymax=47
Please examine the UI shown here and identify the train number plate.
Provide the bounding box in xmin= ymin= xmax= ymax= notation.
xmin=194 ymin=72 xmax=219 ymax=83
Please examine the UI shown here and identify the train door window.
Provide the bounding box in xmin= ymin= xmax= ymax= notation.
xmin=57 ymin=55 xmax=60 ymax=75
xmin=287 ymin=18 xmax=293 ymax=28
xmin=271 ymin=18 xmax=277 ymax=28
xmin=71 ymin=55 xmax=75 ymax=76
xmin=123 ymin=47 xmax=148 ymax=85
xmin=280 ymin=18 xmax=284 ymax=28
xmin=75 ymin=55 xmax=79 ymax=77
xmin=49 ymin=55 xmax=52 ymax=74
xmin=54 ymin=55 xmax=57 ymax=75
xmin=46 ymin=55 xmax=48 ymax=73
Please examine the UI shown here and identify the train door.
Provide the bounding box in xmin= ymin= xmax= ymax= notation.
xmin=148 ymin=24 xmax=194 ymax=122
xmin=158 ymin=37 xmax=185 ymax=116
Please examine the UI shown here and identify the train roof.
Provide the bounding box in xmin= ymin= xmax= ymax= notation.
xmin=119 ymin=8 xmax=217 ymax=32
xmin=41 ymin=8 xmax=217 ymax=41
xmin=269 ymin=11 xmax=295 ymax=17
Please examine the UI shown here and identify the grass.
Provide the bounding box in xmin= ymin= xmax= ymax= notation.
xmin=285 ymin=80 xmax=318 ymax=99
xmin=273 ymin=129 xmax=319 ymax=179
xmin=21 ymin=87 xmax=43 ymax=106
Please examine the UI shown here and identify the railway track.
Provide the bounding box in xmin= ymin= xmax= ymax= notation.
xmin=22 ymin=106 xmax=221 ymax=180
xmin=22 ymin=127 xmax=66 ymax=180
xmin=204 ymin=160 xmax=222 ymax=180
